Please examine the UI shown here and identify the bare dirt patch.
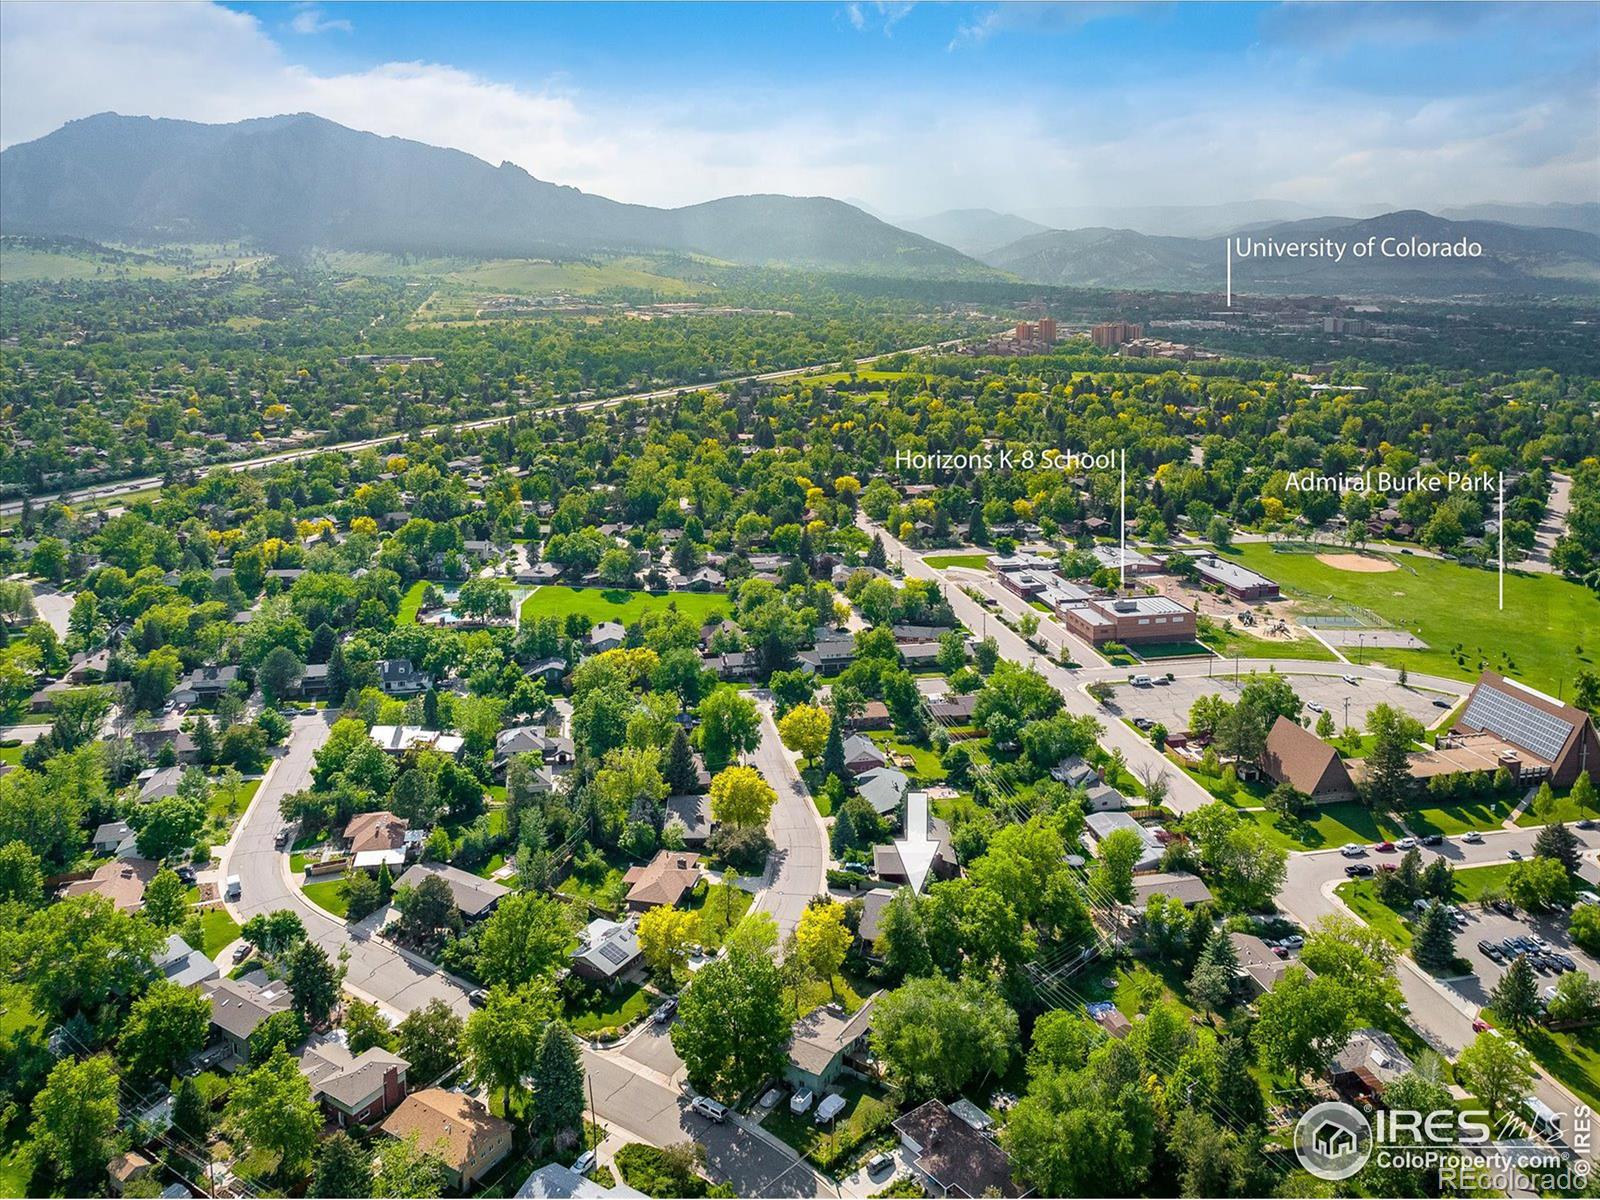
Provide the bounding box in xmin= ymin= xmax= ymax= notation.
xmin=1315 ymin=553 xmax=1398 ymax=574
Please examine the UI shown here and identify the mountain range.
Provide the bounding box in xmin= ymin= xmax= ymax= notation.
xmin=2 ymin=112 xmax=1596 ymax=297
xmin=0 ymin=113 xmax=988 ymax=278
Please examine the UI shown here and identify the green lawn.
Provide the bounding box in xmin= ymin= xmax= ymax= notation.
xmin=1197 ymin=619 xmax=1338 ymax=662
xmin=867 ymin=734 xmax=947 ymax=782
xmin=761 ymin=1077 xmax=896 ymax=1172
xmin=693 ymin=882 xmax=753 ymax=949
xmin=924 ymin=553 xmax=991 ymax=571
xmin=301 ymin=877 xmax=351 ymax=918
xmin=1514 ymin=788 xmax=1594 ymax=828
xmin=0 ymin=744 xmax=22 ymax=767
xmin=1130 ymin=641 xmax=1215 ymax=661
xmin=565 ymin=981 xmax=651 ymax=1038
xmin=783 ymin=976 xmax=866 ymax=1021
xmin=397 ymin=580 xmax=428 ymax=626
xmin=560 ymin=847 xmax=636 ymax=916
xmin=518 ymin=586 xmax=731 ymax=626
xmin=207 ymin=777 xmax=260 ymax=825
xmin=1244 ymin=801 xmax=1405 ymax=851
xmin=1228 ymin=543 xmax=1600 ymax=693
xmin=198 ymin=908 xmax=241 ymax=958
xmin=1405 ymin=795 xmax=1518 ymax=836
xmin=0 ymin=980 xmax=43 ymax=1040
xmin=1337 ymin=863 xmax=1520 ymax=952
xmin=1489 ymin=1018 xmax=1600 ymax=1112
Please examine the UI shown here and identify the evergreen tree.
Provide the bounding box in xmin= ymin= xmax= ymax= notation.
xmin=664 ymin=726 xmax=699 ymax=795
xmin=193 ymin=716 xmax=217 ymax=767
xmin=829 ymin=803 xmax=858 ymax=856
xmin=309 ymin=623 xmax=337 ymax=665
xmin=866 ymin=535 xmax=887 ymax=570
xmin=967 ymin=502 xmax=988 ymax=546
xmin=172 ymin=1074 xmax=208 ymax=1138
xmin=821 ymin=720 xmax=847 ymax=783
xmin=1534 ymin=821 xmax=1581 ymax=874
xmin=422 ymin=687 xmax=439 ymax=729
xmin=530 ymin=1020 xmax=586 ymax=1150
xmin=327 ymin=643 xmax=350 ymax=705
xmin=310 ymin=1131 xmax=374 ymax=1199
xmin=1491 ymin=954 xmax=1541 ymax=1030
xmin=1395 ymin=847 xmax=1424 ymax=899
xmin=1420 ymin=856 xmax=1455 ymax=900
xmin=1414 ymin=901 xmax=1457 ymax=971
xmin=1212 ymin=1035 xmax=1266 ymax=1127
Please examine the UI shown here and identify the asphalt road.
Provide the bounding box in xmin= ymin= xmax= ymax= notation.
xmin=218 ymin=712 xmax=477 ymax=1016
xmin=749 ymin=697 xmax=831 ymax=941
xmin=1280 ymin=825 xmax=1600 ymax=1157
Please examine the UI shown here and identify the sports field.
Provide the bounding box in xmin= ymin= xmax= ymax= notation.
xmin=518 ymin=586 xmax=731 ymax=626
xmin=1229 ymin=544 xmax=1600 ymax=693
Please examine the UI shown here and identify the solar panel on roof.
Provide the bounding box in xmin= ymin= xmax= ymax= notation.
xmin=1462 ymin=686 xmax=1574 ymax=763
xmin=598 ymin=942 xmax=631 ymax=964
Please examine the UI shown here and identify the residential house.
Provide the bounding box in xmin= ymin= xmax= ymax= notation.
xmin=1229 ymin=933 xmax=1300 ymax=997
xmin=154 ymin=933 xmax=219 ymax=989
xmin=393 ymin=863 xmax=510 ymax=921
xmin=664 ymin=793 xmax=715 ymax=846
xmin=1082 ymin=811 xmax=1163 ymax=871
xmin=785 ymin=997 xmax=877 ymax=1093
xmin=108 ymin=1152 xmax=153 ymax=1196
xmin=137 ymin=765 xmax=185 ymax=803
xmin=843 ymin=701 xmax=893 ymax=732
xmin=291 ymin=663 xmax=331 ymax=698
xmin=92 ymin=819 xmax=137 ymax=857
xmin=875 ymin=818 xmax=957 ymax=885
xmin=570 ymin=917 xmax=644 ymax=986
xmin=589 ymin=622 xmax=626 ymax=652
xmin=298 ymin=1034 xmax=409 ymax=1126
xmin=1329 ymin=1028 xmax=1413 ymax=1102
xmin=381 ymin=1089 xmax=514 ymax=1190
xmin=131 ymin=729 xmax=199 ymax=765
xmin=203 ymin=974 xmax=293 ymax=1060
xmin=926 ymin=693 xmax=979 ymax=725
xmin=62 ymin=858 xmax=158 ymax=912
xmin=855 ymin=888 xmax=896 ymax=960
xmin=842 ymin=735 xmax=888 ymax=776
xmin=1261 ymin=717 xmax=1356 ymax=801
xmin=378 ymin=659 xmax=432 ymax=697
xmin=621 ymin=851 xmax=702 ymax=911
xmin=891 ymin=624 xmax=953 ymax=643
xmin=368 ymin=726 xmax=466 ymax=757
xmin=1127 ymin=872 xmax=1213 ymax=911
xmin=893 ymin=1099 xmax=1026 ymax=1198
xmin=343 ymin=810 xmax=414 ymax=871
xmin=1050 ymin=756 xmax=1098 ymax=788
xmin=899 ymin=641 xmax=944 ymax=670
xmin=174 ymin=665 xmax=241 ymax=700
xmin=65 ymin=648 xmax=111 ymax=683
xmin=514 ymin=1162 xmax=646 ymax=1199
xmin=527 ymin=657 xmax=568 ymax=684
xmin=797 ymin=633 xmax=855 ymax=675
xmin=856 ymin=768 xmax=910 ymax=819
xmin=710 ymin=650 xmax=759 ymax=682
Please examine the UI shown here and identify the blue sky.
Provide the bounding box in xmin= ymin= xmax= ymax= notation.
xmin=3 ymin=2 xmax=1595 ymax=215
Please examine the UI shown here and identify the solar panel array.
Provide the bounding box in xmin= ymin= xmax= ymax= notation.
xmin=1462 ymin=685 xmax=1574 ymax=763
xmin=598 ymin=941 xmax=632 ymax=965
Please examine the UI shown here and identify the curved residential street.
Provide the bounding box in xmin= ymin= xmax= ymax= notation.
xmin=749 ymin=697 xmax=831 ymax=940
xmin=218 ymin=712 xmax=477 ymax=1016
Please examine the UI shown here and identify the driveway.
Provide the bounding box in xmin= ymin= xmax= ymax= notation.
xmin=218 ymin=712 xmax=475 ymax=1017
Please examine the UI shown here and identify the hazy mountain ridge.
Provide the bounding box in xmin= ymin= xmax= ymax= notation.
xmin=894 ymin=208 xmax=1052 ymax=257
xmin=0 ymin=113 xmax=992 ymax=278
xmin=980 ymin=209 xmax=1600 ymax=296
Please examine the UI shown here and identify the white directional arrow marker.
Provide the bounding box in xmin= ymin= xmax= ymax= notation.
xmin=894 ymin=789 xmax=939 ymax=893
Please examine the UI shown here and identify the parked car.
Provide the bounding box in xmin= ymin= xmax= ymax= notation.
xmin=867 ymin=1153 xmax=894 ymax=1177
xmin=1580 ymin=820 xmax=1597 ymax=830
xmin=1374 ymin=841 xmax=1396 ymax=852
xmin=1491 ymin=898 xmax=1514 ymax=916
xmin=1269 ymin=944 xmax=1288 ymax=959
xmin=1472 ymin=1018 xmax=1490 ymax=1032
xmin=1342 ymin=674 xmax=1359 ymax=685
xmin=1308 ymin=701 xmax=1325 ymax=713
xmin=571 ymin=1151 xmax=597 ymax=1176
xmin=1479 ymin=940 xmax=1503 ymax=961
xmin=1508 ymin=848 xmax=1523 ymax=860
xmin=789 ymin=1089 xmax=815 ymax=1115
xmin=1433 ymin=698 xmax=1453 ymax=709
xmin=231 ymin=944 xmax=253 ymax=964
xmin=692 ymin=1096 xmax=729 ymax=1123
xmin=1340 ymin=843 xmax=1365 ymax=858
xmin=1398 ymin=837 xmax=1418 ymax=850
xmin=1421 ymin=834 xmax=1444 ymax=846
xmin=1462 ymin=830 xmax=1484 ymax=844
xmin=652 ymin=997 xmax=678 ymax=1025
xmin=468 ymin=989 xmax=489 ymax=1008
xmin=1281 ymin=934 xmax=1305 ymax=949
xmin=1345 ymin=863 xmax=1375 ymax=877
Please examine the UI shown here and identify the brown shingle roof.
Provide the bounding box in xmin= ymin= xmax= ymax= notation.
xmin=622 ymin=851 xmax=701 ymax=908
xmin=62 ymin=857 xmax=158 ymax=911
xmin=1261 ymin=716 xmax=1355 ymax=798
xmin=344 ymin=810 xmax=410 ymax=855
xmin=381 ymin=1089 xmax=513 ymax=1175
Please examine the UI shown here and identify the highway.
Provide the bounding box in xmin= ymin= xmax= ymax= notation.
xmin=0 ymin=337 xmax=972 ymax=519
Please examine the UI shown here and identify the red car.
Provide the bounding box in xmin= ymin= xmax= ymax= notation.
xmin=1472 ymin=1018 xmax=1490 ymax=1033
xmin=1374 ymin=841 xmax=1396 ymax=852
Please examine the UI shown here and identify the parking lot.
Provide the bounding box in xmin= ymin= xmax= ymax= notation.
xmin=1101 ymin=670 xmax=1455 ymax=734
xmin=1442 ymin=907 xmax=1600 ymax=1010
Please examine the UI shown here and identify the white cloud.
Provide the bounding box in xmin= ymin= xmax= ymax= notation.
xmin=0 ymin=1 xmax=1591 ymax=218
xmin=288 ymin=6 xmax=353 ymax=35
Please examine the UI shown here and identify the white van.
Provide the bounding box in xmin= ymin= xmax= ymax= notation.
xmin=1131 ymin=674 xmax=1154 ymax=687
xmin=225 ymin=875 xmax=242 ymax=900
xmin=1527 ymin=1096 xmax=1562 ymax=1141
